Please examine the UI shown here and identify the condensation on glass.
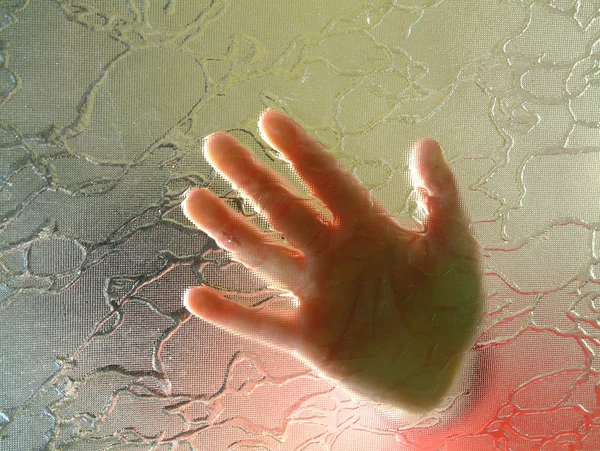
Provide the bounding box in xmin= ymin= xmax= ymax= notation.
xmin=1 ymin=1 xmax=600 ymax=449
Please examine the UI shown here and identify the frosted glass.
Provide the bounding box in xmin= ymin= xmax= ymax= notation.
xmin=1 ymin=1 xmax=600 ymax=449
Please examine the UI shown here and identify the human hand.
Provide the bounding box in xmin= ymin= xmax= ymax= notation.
xmin=182 ymin=109 xmax=483 ymax=413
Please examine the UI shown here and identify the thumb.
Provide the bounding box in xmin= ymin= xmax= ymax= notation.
xmin=409 ymin=139 xmax=469 ymax=245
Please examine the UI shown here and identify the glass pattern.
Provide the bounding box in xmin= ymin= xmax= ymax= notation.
xmin=1 ymin=1 xmax=600 ymax=449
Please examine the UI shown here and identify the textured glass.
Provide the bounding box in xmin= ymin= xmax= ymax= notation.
xmin=1 ymin=1 xmax=600 ymax=450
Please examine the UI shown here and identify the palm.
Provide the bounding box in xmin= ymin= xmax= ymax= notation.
xmin=183 ymin=109 xmax=483 ymax=412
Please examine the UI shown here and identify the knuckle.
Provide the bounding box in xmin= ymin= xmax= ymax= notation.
xmin=305 ymin=223 xmax=331 ymax=254
xmin=263 ymin=189 xmax=295 ymax=218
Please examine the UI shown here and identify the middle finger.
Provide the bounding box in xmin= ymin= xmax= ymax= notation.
xmin=204 ymin=132 xmax=332 ymax=254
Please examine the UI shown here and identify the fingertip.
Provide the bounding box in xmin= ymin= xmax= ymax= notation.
xmin=180 ymin=188 xmax=196 ymax=222
xmin=183 ymin=286 xmax=195 ymax=312
xmin=410 ymin=139 xmax=455 ymax=198
xmin=258 ymin=108 xmax=300 ymax=142
xmin=184 ymin=286 xmax=220 ymax=317
xmin=258 ymin=107 xmax=274 ymax=126
xmin=259 ymin=109 xmax=299 ymax=160
xmin=259 ymin=107 xmax=285 ymax=124
xmin=201 ymin=134 xmax=210 ymax=158
xmin=202 ymin=132 xmax=227 ymax=162
xmin=180 ymin=185 xmax=196 ymax=202
xmin=181 ymin=187 xmax=202 ymax=218
xmin=409 ymin=140 xmax=431 ymax=190
xmin=257 ymin=109 xmax=274 ymax=147
xmin=202 ymin=132 xmax=219 ymax=160
xmin=412 ymin=139 xmax=444 ymax=167
xmin=417 ymin=138 xmax=442 ymax=150
xmin=182 ymin=188 xmax=222 ymax=232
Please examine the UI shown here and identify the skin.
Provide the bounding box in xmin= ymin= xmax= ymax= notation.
xmin=182 ymin=109 xmax=483 ymax=413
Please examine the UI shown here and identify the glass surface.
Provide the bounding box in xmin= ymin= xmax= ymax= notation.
xmin=1 ymin=1 xmax=600 ymax=449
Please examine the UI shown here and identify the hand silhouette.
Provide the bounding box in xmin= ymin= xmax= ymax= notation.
xmin=182 ymin=109 xmax=483 ymax=413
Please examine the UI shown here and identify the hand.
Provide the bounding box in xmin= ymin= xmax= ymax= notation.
xmin=182 ymin=109 xmax=483 ymax=413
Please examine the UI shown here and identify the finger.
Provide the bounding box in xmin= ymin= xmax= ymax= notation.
xmin=258 ymin=109 xmax=373 ymax=226
xmin=409 ymin=139 xmax=471 ymax=246
xmin=203 ymin=132 xmax=332 ymax=253
xmin=182 ymin=188 xmax=305 ymax=291
xmin=185 ymin=285 xmax=300 ymax=352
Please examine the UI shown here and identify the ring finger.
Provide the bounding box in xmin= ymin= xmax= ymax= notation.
xmin=183 ymin=188 xmax=306 ymax=292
